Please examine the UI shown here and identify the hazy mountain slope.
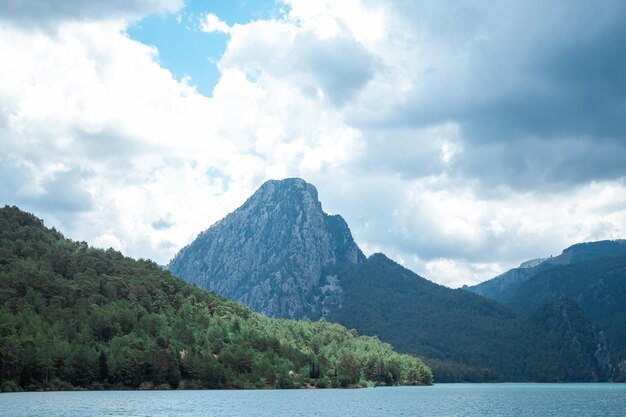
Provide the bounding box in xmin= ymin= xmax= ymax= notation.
xmin=467 ymin=240 xmax=626 ymax=303
xmin=0 ymin=206 xmax=432 ymax=392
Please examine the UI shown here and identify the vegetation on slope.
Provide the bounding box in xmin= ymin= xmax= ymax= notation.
xmin=467 ymin=240 xmax=626 ymax=379
xmin=0 ymin=206 xmax=432 ymax=392
xmin=467 ymin=240 xmax=626 ymax=306
xmin=506 ymin=255 xmax=626 ymax=368
xmin=328 ymin=254 xmax=608 ymax=382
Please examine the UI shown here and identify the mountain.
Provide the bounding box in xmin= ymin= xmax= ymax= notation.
xmin=0 ymin=206 xmax=432 ymax=392
xmin=168 ymin=178 xmax=618 ymax=382
xmin=466 ymin=240 xmax=626 ymax=304
xmin=466 ymin=240 xmax=626 ymax=381
xmin=326 ymin=253 xmax=613 ymax=382
xmin=169 ymin=178 xmax=364 ymax=320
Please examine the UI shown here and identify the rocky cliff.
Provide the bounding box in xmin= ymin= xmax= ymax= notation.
xmin=168 ymin=178 xmax=364 ymax=319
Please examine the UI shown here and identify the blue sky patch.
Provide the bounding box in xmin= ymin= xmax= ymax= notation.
xmin=128 ymin=0 xmax=279 ymax=96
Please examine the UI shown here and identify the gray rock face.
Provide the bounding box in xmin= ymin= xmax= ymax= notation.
xmin=167 ymin=178 xmax=364 ymax=319
xmin=614 ymin=358 xmax=626 ymax=382
xmin=519 ymin=258 xmax=547 ymax=269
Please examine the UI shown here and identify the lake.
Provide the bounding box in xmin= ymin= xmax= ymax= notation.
xmin=1 ymin=384 xmax=624 ymax=417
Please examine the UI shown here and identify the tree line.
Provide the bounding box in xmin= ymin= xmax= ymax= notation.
xmin=0 ymin=206 xmax=432 ymax=391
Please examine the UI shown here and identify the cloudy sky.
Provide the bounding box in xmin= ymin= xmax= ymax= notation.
xmin=1 ymin=0 xmax=625 ymax=288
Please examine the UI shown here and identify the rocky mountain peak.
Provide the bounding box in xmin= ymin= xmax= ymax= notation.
xmin=232 ymin=178 xmax=323 ymax=229
xmin=168 ymin=178 xmax=364 ymax=319
xmin=250 ymin=177 xmax=320 ymax=205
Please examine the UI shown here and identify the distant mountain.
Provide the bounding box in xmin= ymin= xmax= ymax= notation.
xmin=467 ymin=240 xmax=626 ymax=304
xmin=466 ymin=240 xmax=626 ymax=380
xmin=169 ymin=178 xmax=620 ymax=382
xmin=0 ymin=206 xmax=432 ymax=392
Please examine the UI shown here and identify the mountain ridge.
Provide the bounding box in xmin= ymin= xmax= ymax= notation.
xmin=466 ymin=239 xmax=626 ymax=303
xmin=168 ymin=178 xmax=622 ymax=382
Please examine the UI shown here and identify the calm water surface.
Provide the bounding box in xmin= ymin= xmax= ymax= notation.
xmin=1 ymin=384 xmax=625 ymax=417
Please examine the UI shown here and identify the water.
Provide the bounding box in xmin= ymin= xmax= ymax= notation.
xmin=1 ymin=384 xmax=625 ymax=417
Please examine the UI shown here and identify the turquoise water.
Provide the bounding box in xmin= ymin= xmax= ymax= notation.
xmin=1 ymin=384 xmax=625 ymax=417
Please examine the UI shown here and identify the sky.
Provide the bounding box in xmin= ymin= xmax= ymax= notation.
xmin=1 ymin=0 xmax=625 ymax=288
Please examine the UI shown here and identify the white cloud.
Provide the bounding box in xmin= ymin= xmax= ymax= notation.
xmin=220 ymin=17 xmax=376 ymax=106
xmin=0 ymin=21 xmax=247 ymax=259
xmin=200 ymin=13 xmax=231 ymax=34
xmin=0 ymin=8 xmax=367 ymax=264
xmin=331 ymin=176 xmax=626 ymax=286
xmin=1 ymin=0 xmax=625 ymax=288
xmin=283 ymin=0 xmax=388 ymax=44
xmin=424 ymin=258 xmax=504 ymax=289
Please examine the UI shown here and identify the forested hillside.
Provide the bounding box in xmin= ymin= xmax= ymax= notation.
xmin=466 ymin=240 xmax=626 ymax=380
xmin=497 ymin=255 xmax=626 ymax=375
xmin=467 ymin=240 xmax=626 ymax=304
xmin=0 ymin=206 xmax=432 ymax=392
xmin=328 ymin=254 xmax=612 ymax=382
